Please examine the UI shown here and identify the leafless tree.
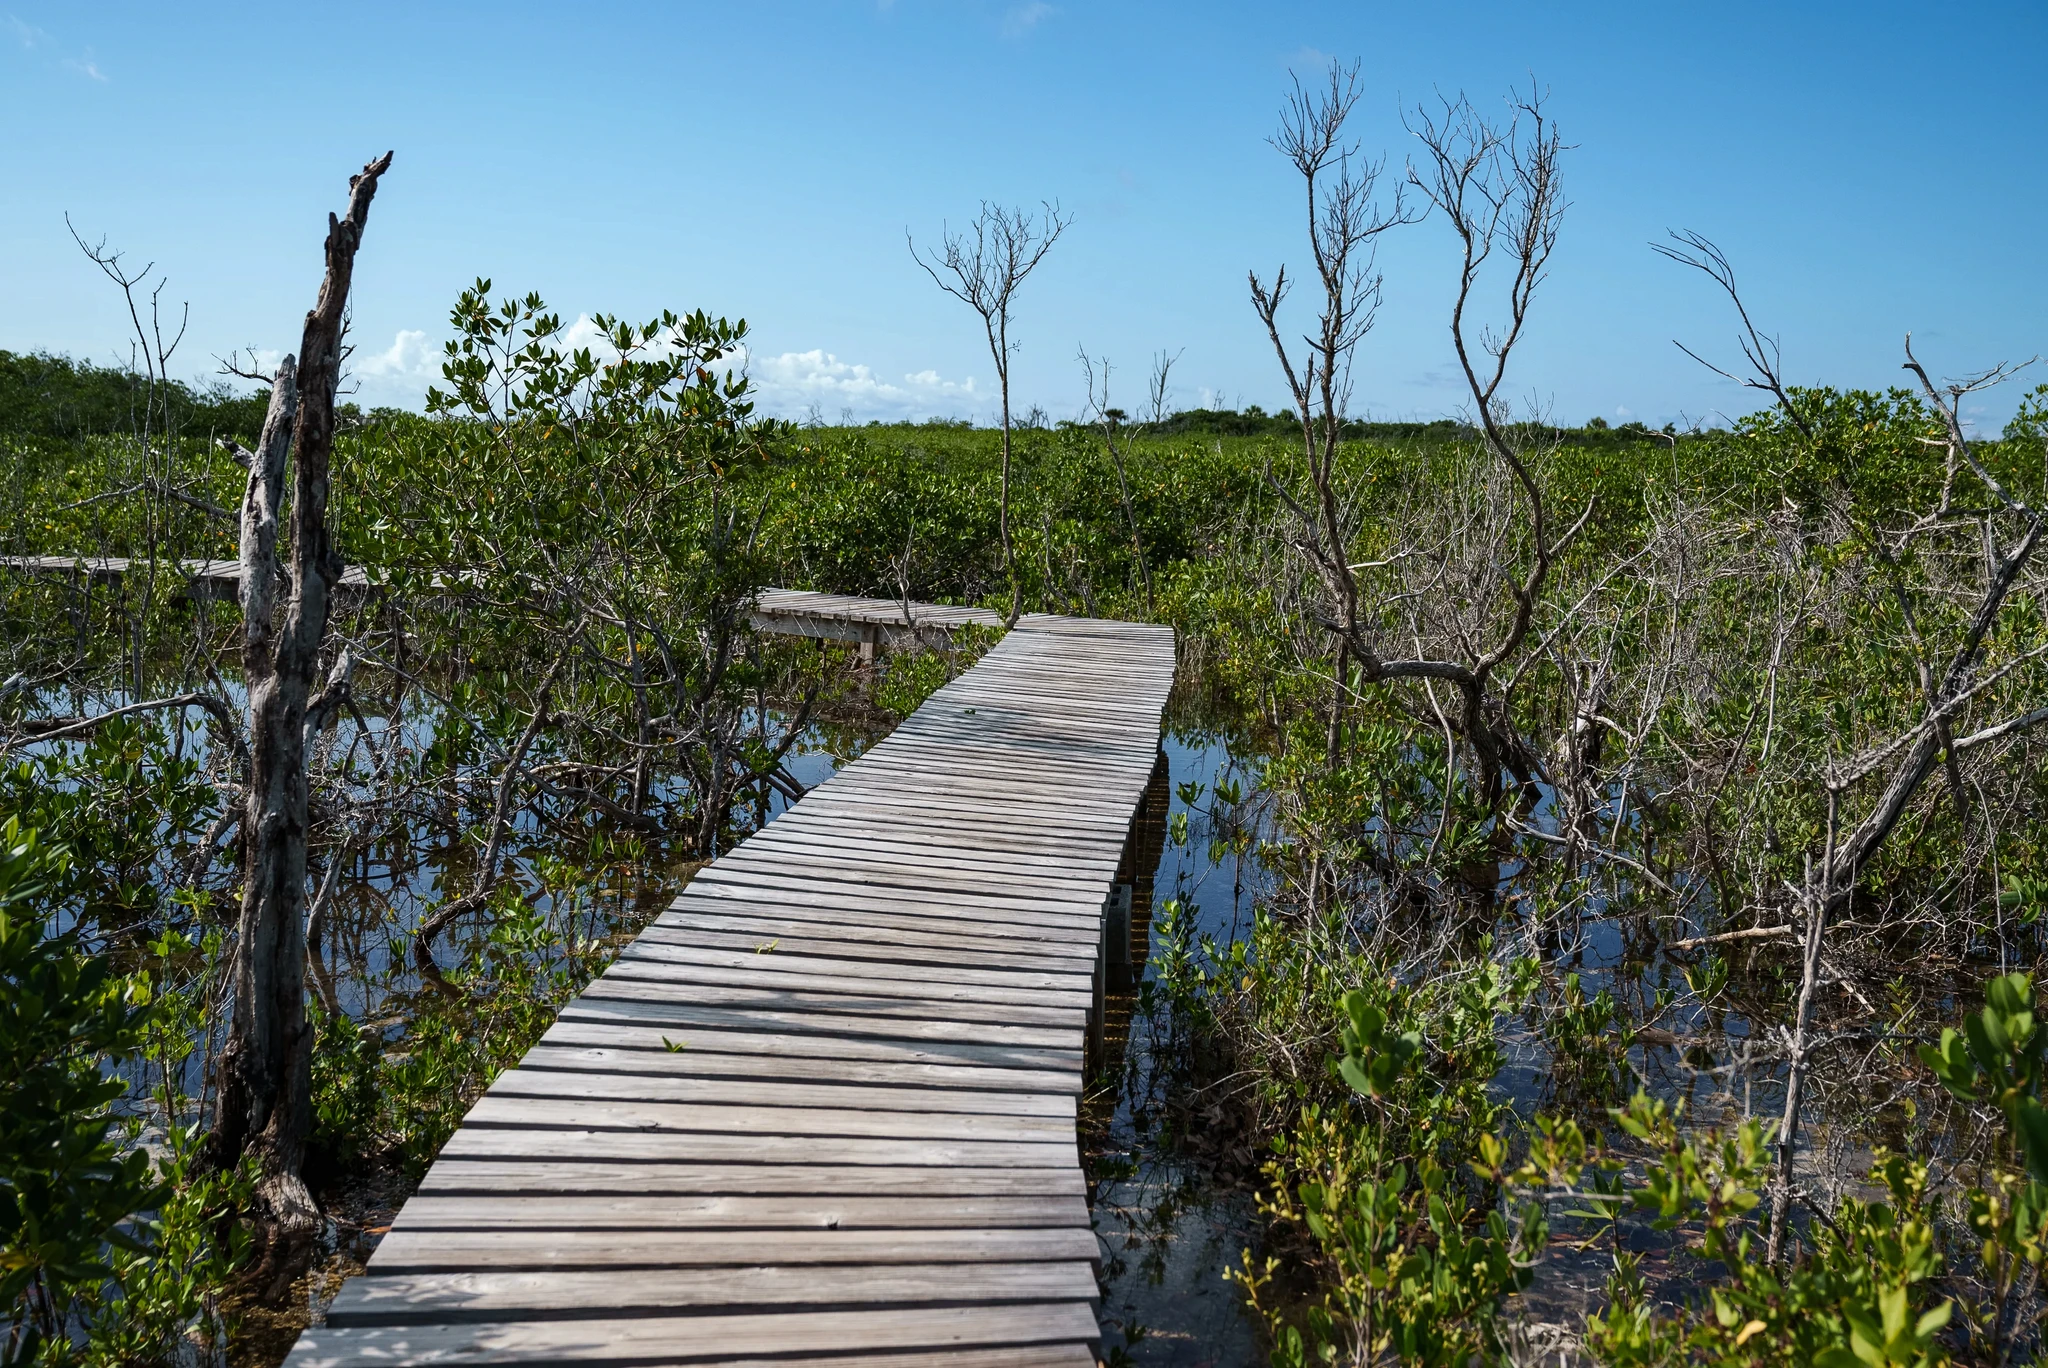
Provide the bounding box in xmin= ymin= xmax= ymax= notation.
xmin=1658 ymin=231 xmax=2048 ymax=1262
xmin=910 ymin=201 xmax=1071 ymax=626
xmin=65 ymin=220 xmax=208 ymax=699
xmin=1257 ymin=71 xmax=1584 ymax=890
xmin=211 ymin=151 xmax=392 ymax=1280
xmin=1252 ymin=61 xmax=1418 ymax=773
xmin=1078 ymin=346 xmax=1179 ymax=610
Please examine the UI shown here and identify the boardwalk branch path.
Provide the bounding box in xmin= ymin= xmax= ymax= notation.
xmin=278 ymin=593 xmax=1177 ymax=1366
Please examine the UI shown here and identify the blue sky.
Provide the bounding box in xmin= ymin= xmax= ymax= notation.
xmin=4 ymin=1 xmax=2043 ymax=428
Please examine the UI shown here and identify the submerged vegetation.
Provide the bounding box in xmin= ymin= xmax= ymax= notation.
xmin=5 ymin=60 xmax=2048 ymax=1368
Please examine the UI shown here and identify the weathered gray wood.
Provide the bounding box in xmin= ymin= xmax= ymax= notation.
xmin=729 ymin=831 xmax=1122 ymax=887
xmin=816 ymin=767 xmax=1138 ymax=812
xmin=565 ymin=982 xmax=1073 ymax=1048
xmin=285 ymin=594 xmax=1175 ymax=1361
xmin=324 ymin=1262 xmax=1098 ymax=1323
xmin=614 ymin=939 xmax=1094 ymax=997
xmin=388 ymin=1194 xmax=1089 ymax=1231
xmin=581 ymin=966 xmax=1093 ymax=1021
xmin=412 ymin=1160 xmax=1087 ymax=1197
xmin=572 ymin=974 xmax=1088 ymax=1029
xmin=637 ymin=916 xmax=1099 ymax=968
xmin=286 ymin=1304 xmax=1100 ymax=1364
xmin=676 ymin=874 xmax=1109 ymax=933
xmin=436 ymin=1128 xmax=1078 ymax=1169
xmin=369 ymin=1224 xmax=1099 ymax=1270
xmin=481 ymin=1067 xmax=1076 ymax=1119
xmin=709 ymin=851 xmax=1118 ymax=904
xmin=741 ymin=812 xmax=1123 ymax=858
xmin=518 ymin=1041 xmax=1083 ymax=1094
xmin=792 ymin=787 xmax=1135 ymax=834
xmin=461 ymin=1094 xmax=1076 ymax=1142
xmin=542 ymin=1017 xmax=1084 ymax=1076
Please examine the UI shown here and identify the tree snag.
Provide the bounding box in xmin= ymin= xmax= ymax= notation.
xmin=909 ymin=202 xmax=1069 ymax=626
xmin=212 ymin=151 xmax=392 ymax=1282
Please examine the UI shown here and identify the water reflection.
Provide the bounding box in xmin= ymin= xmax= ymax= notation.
xmin=1089 ymin=728 xmax=1278 ymax=1366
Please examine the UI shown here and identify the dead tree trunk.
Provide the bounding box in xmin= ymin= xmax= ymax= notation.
xmin=213 ymin=152 xmax=392 ymax=1273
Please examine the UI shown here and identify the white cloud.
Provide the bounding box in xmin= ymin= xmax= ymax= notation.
xmin=356 ymin=328 xmax=434 ymax=379
xmin=747 ymin=349 xmax=979 ymax=422
xmin=559 ymin=313 xmax=615 ymax=355
xmin=9 ymin=17 xmax=106 ymax=79
xmin=1000 ymin=2 xmax=1053 ymax=38
xmin=345 ymin=328 xmax=438 ymax=409
xmin=332 ymin=321 xmax=981 ymax=424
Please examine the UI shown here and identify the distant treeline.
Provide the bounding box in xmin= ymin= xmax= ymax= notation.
xmin=855 ymin=406 xmax=1679 ymax=445
xmin=3 ymin=348 xmax=1696 ymax=449
xmin=0 ymin=350 xmax=269 ymax=441
xmin=1141 ymin=406 xmax=1681 ymax=449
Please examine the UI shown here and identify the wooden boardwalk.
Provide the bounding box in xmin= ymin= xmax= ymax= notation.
xmin=285 ymin=595 xmax=1177 ymax=1366
xmin=1 ymin=553 xmax=375 ymax=598
xmin=750 ymin=588 xmax=1005 ymax=655
xmin=7 ymin=561 xmax=999 ymax=648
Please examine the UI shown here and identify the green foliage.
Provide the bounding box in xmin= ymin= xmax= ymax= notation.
xmin=866 ymin=627 xmax=1000 ymax=718
xmin=312 ymin=891 xmax=622 ymax=1179
xmin=0 ymin=351 xmax=265 ymax=442
xmin=0 ymin=818 xmax=158 ymax=1361
xmin=1160 ymin=910 xmax=1542 ymax=1364
xmin=1566 ymin=979 xmax=2048 ymax=1366
xmin=7 ymin=324 xmax=2048 ymax=1366
xmin=1334 ymin=990 xmax=1422 ymax=1100
xmin=1921 ymin=972 xmax=2048 ymax=1179
xmin=0 ymin=818 xmax=245 ymax=1365
xmin=0 ymin=722 xmax=220 ymax=938
xmin=1570 ymin=1096 xmax=1951 ymax=1368
xmin=1917 ymin=972 xmax=2048 ymax=1362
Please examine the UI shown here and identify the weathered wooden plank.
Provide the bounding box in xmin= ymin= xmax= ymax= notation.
xmin=615 ymin=939 xmax=1094 ymax=996
xmin=815 ymin=770 xmax=1138 ymax=810
xmin=585 ymin=960 xmax=1094 ymax=1015
xmin=480 ymin=1067 xmax=1076 ymax=1120
xmin=286 ymin=1304 xmax=1100 ymax=1364
xmin=323 ymin=1261 xmax=1099 ymax=1323
xmin=461 ymin=1094 xmax=1076 ymax=1142
xmin=565 ymin=982 xmax=1073 ymax=1048
xmin=708 ymin=839 xmax=1122 ymax=892
xmin=437 ymin=1128 xmax=1077 ymax=1169
xmin=573 ymin=974 xmax=1088 ymax=1029
xmin=826 ymin=741 xmax=1141 ymax=777
xmin=816 ymin=768 xmax=1138 ymax=813
xmin=542 ymin=1017 xmax=1083 ymax=1076
xmin=368 ymin=1225 xmax=1099 ymax=1271
xmin=710 ymin=847 xmax=1119 ymax=901
xmin=388 ymin=1194 xmax=1090 ymax=1232
xmin=518 ymin=1041 xmax=1083 ymax=1094
xmin=638 ymin=915 xmax=1099 ymax=967
xmin=783 ymin=794 xmax=1132 ymax=843
xmin=675 ymin=874 xmax=1109 ymax=933
xmin=731 ymin=828 xmax=1124 ymax=884
xmin=690 ymin=865 xmax=1113 ymax=922
xmin=740 ymin=812 xmax=1128 ymax=859
xmin=628 ymin=928 xmax=1091 ymax=978
xmin=412 ymin=1159 xmax=1087 ymax=1197
xmin=691 ymin=855 xmax=1117 ymax=909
